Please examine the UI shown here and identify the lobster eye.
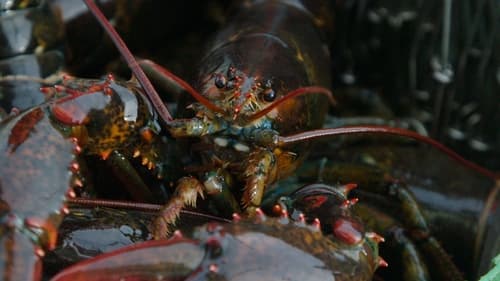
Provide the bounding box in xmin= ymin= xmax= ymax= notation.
xmin=226 ymin=80 xmax=236 ymax=90
xmin=227 ymin=66 xmax=236 ymax=80
xmin=214 ymin=74 xmax=226 ymax=89
xmin=261 ymin=88 xmax=276 ymax=102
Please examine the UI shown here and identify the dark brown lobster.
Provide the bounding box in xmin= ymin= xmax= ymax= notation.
xmin=0 ymin=1 xmax=498 ymax=280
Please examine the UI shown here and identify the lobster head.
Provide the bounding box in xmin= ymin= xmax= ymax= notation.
xmin=192 ymin=35 xmax=332 ymax=133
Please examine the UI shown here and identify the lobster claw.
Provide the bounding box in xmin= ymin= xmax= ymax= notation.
xmin=1 ymin=106 xmax=79 ymax=281
xmin=51 ymin=238 xmax=204 ymax=281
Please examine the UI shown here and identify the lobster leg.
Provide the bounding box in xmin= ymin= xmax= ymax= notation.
xmin=153 ymin=177 xmax=204 ymax=239
xmin=153 ymin=168 xmax=243 ymax=238
xmin=353 ymin=204 xmax=432 ymax=281
xmin=152 ymin=149 xmax=281 ymax=238
xmin=202 ymin=169 xmax=241 ymax=217
xmin=382 ymin=182 xmax=464 ymax=281
xmin=105 ymin=151 xmax=155 ymax=202
xmin=241 ymin=150 xmax=278 ymax=214
xmin=298 ymin=159 xmax=465 ymax=281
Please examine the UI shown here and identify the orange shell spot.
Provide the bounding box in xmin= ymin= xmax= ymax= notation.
xmin=8 ymin=108 xmax=44 ymax=152
xmin=272 ymin=204 xmax=282 ymax=216
xmin=40 ymin=86 xmax=53 ymax=94
xmin=88 ymin=84 xmax=104 ymax=92
xmin=140 ymin=128 xmax=154 ymax=143
xmin=100 ymin=149 xmax=113 ymax=160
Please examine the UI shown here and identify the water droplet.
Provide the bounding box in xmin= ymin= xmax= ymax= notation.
xmin=119 ymin=225 xmax=133 ymax=235
xmin=469 ymin=139 xmax=489 ymax=151
xmin=341 ymin=73 xmax=356 ymax=84
xmin=447 ymin=128 xmax=465 ymax=140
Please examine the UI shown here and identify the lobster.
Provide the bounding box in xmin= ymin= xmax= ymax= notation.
xmin=0 ymin=0 xmax=498 ymax=280
xmin=79 ymin=0 xmax=499 ymax=279
xmin=86 ymin=0 xmax=498 ymax=235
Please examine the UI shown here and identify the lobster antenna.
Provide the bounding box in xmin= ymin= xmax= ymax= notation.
xmin=248 ymin=86 xmax=335 ymax=121
xmin=67 ymin=198 xmax=232 ymax=222
xmin=83 ymin=0 xmax=173 ymax=122
xmin=278 ymin=126 xmax=499 ymax=180
xmin=138 ymin=60 xmax=224 ymax=114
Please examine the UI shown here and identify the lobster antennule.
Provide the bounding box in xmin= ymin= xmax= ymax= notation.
xmin=248 ymin=86 xmax=335 ymax=121
xmin=138 ymin=60 xmax=225 ymax=114
xmin=82 ymin=0 xmax=173 ymax=122
xmin=277 ymin=126 xmax=499 ymax=180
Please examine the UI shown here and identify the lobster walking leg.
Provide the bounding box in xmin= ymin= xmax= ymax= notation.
xmin=384 ymin=182 xmax=464 ymax=281
xmin=153 ymin=177 xmax=204 ymax=238
xmin=106 ymin=150 xmax=155 ymax=202
xmin=292 ymin=144 xmax=486 ymax=280
xmin=242 ymin=149 xmax=278 ymax=213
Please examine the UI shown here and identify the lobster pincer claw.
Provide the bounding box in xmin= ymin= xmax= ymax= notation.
xmin=50 ymin=238 xmax=204 ymax=281
xmin=0 ymin=106 xmax=79 ymax=281
xmin=52 ymin=208 xmax=382 ymax=281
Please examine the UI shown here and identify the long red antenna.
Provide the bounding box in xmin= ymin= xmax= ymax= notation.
xmin=83 ymin=0 xmax=173 ymax=122
xmin=248 ymin=86 xmax=335 ymax=121
xmin=139 ymin=60 xmax=224 ymax=114
xmin=68 ymin=198 xmax=232 ymax=223
xmin=278 ymin=126 xmax=499 ymax=180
